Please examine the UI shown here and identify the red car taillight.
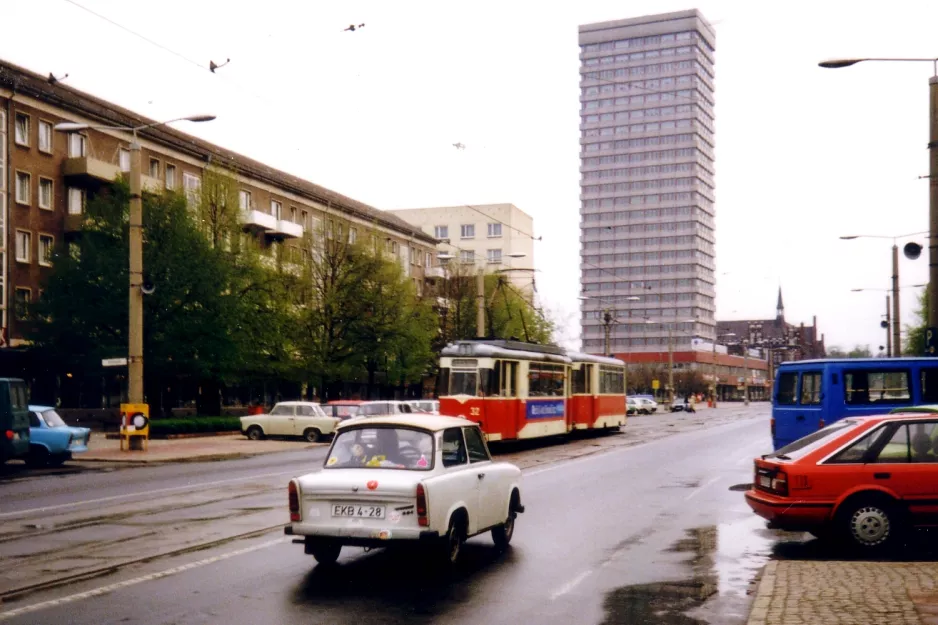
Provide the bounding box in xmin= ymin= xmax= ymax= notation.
xmin=288 ymin=480 xmax=301 ymax=522
xmin=416 ymin=483 xmax=428 ymax=527
xmin=5 ymin=430 xmax=13 ymax=440
xmin=773 ymin=471 xmax=789 ymax=496
xmin=819 ymin=418 xmax=825 ymax=429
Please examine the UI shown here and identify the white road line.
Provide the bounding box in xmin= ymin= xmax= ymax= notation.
xmin=0 ymin=469 xmax=300 ymax=519
xmin=550 ymin=569 xmax=593 ymax=600
xmin=684 ymin=475 xmax=722 ymax=501
xmin=0 ymin=538 xmax=287 ymax=621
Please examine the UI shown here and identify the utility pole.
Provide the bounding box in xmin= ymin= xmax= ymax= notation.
xmin=743 ymin=340 xmax=750 ymax=406
xmin=885 ymin=295 xmax=893 ymax=357
xmin=476 ymin=268 xmax=485 ymax=338
xmin=603 ymin=309 xmax=614 ymax=356
xmin=128 ymin=133 xmax=144 ymax=406
xmin=892 ymin=243 xmax=901 ymax=356
xmin=929 ymin=72 xmax=938 ymax=343
xmin=667 ymin=324 xmax=674 ymax=404
xmin=711 ymin=339 xmax=718 ymax=407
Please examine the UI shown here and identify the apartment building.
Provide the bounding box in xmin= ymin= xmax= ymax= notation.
xmin=0 ymin=59 xmax=438 ymax=349
xmin=388 ymin=203 xmax=535 ymax=296
xmin=578 ymin=10 xmax=717 ymax=356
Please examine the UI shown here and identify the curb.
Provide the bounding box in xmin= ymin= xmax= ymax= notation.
xmin=746 ymin=560 xmax=777 ymax=625
xmin=71 ymin=452 xmax=256 ymax=464
xmin=0 ymin=523 xmax=286 ymax=603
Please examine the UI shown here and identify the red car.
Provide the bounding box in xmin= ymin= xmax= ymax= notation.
xmin=745 ymin=410 xmax=938 ymax=552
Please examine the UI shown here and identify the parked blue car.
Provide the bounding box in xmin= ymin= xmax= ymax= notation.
xmin=27 ymin=405 xmax=90 ymax=467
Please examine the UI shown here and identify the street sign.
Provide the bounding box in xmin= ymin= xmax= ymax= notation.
xmin=102 ymin=357 xmax=128 ymax=367
xmin=651 ymin=379 xmax=660 ymax=390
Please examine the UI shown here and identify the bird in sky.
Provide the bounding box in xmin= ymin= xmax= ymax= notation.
xmin=209 ymin=58 xmax=230 ymax=73
xmin=452 ymin=142 xmax=466 ymax=150
xmin=344 ymin=23 xmax=365 ymax=32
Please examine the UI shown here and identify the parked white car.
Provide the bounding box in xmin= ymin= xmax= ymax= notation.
xmin=635 ymin=398 xmax=658 ymax=414
xmin=285 ymin=415 xmax=524 ymax=566
xmin=240 ymin=401 xmax=340 ymax=443
xmin=409 ymin=400 xmax=440 ymax=415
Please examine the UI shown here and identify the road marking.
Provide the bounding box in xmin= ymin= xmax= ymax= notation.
xmin=550 ymin=569 xmax=592 ymax=600
xmin=0 ymin=538 xmax=286 ymax=621
xmin=684 ymin=475 xmax=722 ymax=501
xmin=0 ymin=469 xmax=301 ymax=519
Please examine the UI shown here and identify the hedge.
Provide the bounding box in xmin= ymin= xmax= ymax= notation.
xmin=149 ymin=417 xmax=241 ymax=436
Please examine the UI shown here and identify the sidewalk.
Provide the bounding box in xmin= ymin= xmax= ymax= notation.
xmin=75 ymin=432 xmax=324 ymax=463
xmin=748 ymin=560 xmax=938 ymax=625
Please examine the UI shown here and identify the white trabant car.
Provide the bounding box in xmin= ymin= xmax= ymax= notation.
xmin=285 ymin=415 xmax=524 ymax=566
xmin=240 ymin=401 xmax=340 ymax=443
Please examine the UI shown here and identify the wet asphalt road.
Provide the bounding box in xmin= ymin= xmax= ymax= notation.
xmin=0 ymin=411 xmax=780 ymax=625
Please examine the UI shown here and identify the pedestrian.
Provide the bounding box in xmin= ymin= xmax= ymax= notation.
xmin=688 ymin=394 xmax=696 ymax=413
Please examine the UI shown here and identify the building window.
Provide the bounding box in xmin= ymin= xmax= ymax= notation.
xmin=165 ymin=164 xmax=177 ymax=189
xmin=38 ymin=121 xmax=53 ymax=153
xmin=68 ymin=187 xmax=85 ymax=215
xmin=460 ymin=249 xmax=475 ymax=264
xmin=149 ymin=158 xmax=160 ymax=178
xmin=14 ymin=113 xmax=29 ymax=146
xmin=119 ymin=148 xmax=131 ymax=172
xmin=38 ymin=234 xmax=54 ymax=267
xmin=68 ymin=133 xmax=87 ymax=157
xmin=425 ymin=252 xmax=432 ymax=268
xmin=301 ymin=210 xmax=309 ymax=230
xmin=239 ymin=190 xmax=251 ymax=210
xmin=434 ymin=225 xmax=449 ymax=239
xmin=271 ymin=200 xmax=282 ymax=220
xmin=460 ymin=224 xmax=475 ymax=239
xmin=38 ymin=178 xmax=53 ymax=210
xmin=487 ymin=223 xmax=502 ymax=238
xmin=349 ymin=227 xmax=358 ymax=244
xmin=14 ymin=288 xmax=30 ymax=320
xmin=183 ymin=173 xmax=200 ymax=204
xmin=15 ymin=171 xmax=30 ymax=205
xmin=15 ymin=231 xmax=31 ymax=263
xmin=290 ymin=206 xmax=297 ymax=224
xmin=487 ymin=249 xmax=502 ymax=264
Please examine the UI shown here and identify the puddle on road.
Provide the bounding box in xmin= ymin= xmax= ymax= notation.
xmin=601 ymin=518 xmax=791 ymax=625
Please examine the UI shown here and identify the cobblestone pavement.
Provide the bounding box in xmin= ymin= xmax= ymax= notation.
xmin=748 ymin=560 xmax=938 ymax=625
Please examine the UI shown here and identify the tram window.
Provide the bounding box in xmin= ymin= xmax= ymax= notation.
xmin=437 ymin=368 xmax=450 ymax=397
xmin=497 ymin=361 xmax=517 ymax=398
xmin=572 ymin=366 xmax=588 ymax=394
xmin=529 ymin=363 xmax=566 ymax=397
xmin=599 ymin=366 xmax=624 ymax=394
xmin=449 ymin=370 xmax=478 ymax=396
xmin=481 ymin=368 xmax=498 ymax=396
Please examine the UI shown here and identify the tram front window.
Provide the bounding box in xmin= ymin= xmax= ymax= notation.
xmin=450 ymin=370 xmax=479 ymax=396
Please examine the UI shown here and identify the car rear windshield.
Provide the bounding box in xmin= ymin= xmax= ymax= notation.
xmin=40 ymin=409 xmax=67 ymax=428
xmin=326 ymin=427 xmax=433 ymax=470
xmin=766 ymin=420 xmax=860 ymax=460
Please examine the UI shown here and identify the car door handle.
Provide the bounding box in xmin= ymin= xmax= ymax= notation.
xmin=478 ymin=473 xmax=485 ymax=480
xmin=874 ymin=472 xmax=891 ymax=479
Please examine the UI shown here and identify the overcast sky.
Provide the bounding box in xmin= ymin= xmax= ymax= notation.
xmin=3 ymin=0 xmax=937 ymax=353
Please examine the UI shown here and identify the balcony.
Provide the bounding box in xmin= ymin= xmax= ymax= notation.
xmin=272 ymin=219 xmax=303 ymax=239
xmin=142 ymin=175 xmax=164 ymax=193
xmin=64 ymin=213 xmax=84 ymax=233
xmin=241 ymin=209 xmax=277 ymax=232
xmin=425 ymin=267 xmax=446 ymax=279
xmin=62 ymin=156 xmax=120 ymax=185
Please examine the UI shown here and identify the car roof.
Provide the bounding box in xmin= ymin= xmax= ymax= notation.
xmin=28 ymin=405 xmax=54 ymax=411
xmin=337 ymin=414 xmax=477 ymax=432
xmin=326 ymin=400 xmax=365 ymax=405
xmin=274 ymin=401 xmax=320 ymax=406
xmin=848 ymin=411 xmax=938 ymax=423
xmin=889 ymin=405 xmax=938 ymax=414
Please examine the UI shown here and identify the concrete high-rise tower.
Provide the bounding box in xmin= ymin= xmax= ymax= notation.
xmin=578 ymin=10 xmax=716 ymax=356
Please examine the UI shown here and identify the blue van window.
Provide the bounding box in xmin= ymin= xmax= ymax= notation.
xmin=844 ymin=370 xmax=910 ymax=405
xmin=921 ymin=369 xmax=938 ymax=403
xmin=800 ymin=372 xmax=822 ymax=405
xmin=777 ymin=372 xmax=797 ymax=405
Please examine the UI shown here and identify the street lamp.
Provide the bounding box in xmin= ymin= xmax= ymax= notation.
xmin=822 ymin=56 xmax=938 ymax=351
xmin=53 ymin=115 xmax=215 ymax=410
xmin=840 ymin=233 xmax=926 ymax=357
xmin=850 ymin=284 xmax=926 ymax=356
xmin=712 ymin=332 xmax=735 ymax=406
xmin=579 ymin=294 xmax=642 ymax=356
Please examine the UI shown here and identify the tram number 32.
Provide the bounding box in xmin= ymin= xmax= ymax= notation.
xmin=469 ymin=407 xmax=480 ymax=416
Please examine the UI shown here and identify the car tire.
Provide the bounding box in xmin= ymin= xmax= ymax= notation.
xmin=245 ymin=426 xmax=264 ymax=441
xmin=442 ymin=515 xmax=467 ymax=565
xmin=48 ymin=455 xmax=68 ymax=467
xmin=310 ymin=542 xmax=342 ymax=565
xmin=25 ymin=447 xmax=49 ymax=468
xmin=837 ymin=495 xmax=903 ymax=553
xmin=492 ymin=499 xmax=518 ymax=550
xmin=303 ymin=428 xmax=321 ymax=443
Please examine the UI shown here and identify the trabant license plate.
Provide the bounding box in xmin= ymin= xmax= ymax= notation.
xmin=332 ymin=504 xmax=385 ymax=519
xmin=759 ymin=476 xmax=772 ymax=488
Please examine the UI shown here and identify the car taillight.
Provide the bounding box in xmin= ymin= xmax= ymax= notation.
xmin=818 ymin=418 xmax=825 ymax=429
xmin=770 ymin=418 xmax=775 ymax=437
xmin=416 ymin=483 xmax=428 ymax=527
xmin=288 ymin=480 xmax=301 ymax=522
xmin=5 ymin=430 xmax=13 ymax=440
xmin=772 ymin=471 xmax=788 ymax=496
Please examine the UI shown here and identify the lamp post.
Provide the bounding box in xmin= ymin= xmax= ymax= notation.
xmin=742 ymin=339 xmax=750 ymax=406
xmin=712 ymin=332 xmax=735 ymax=406
xmin=822 ymin=56 xmax=937 ymax=349
xmin=841 ymin=233 xmax=926 ymax=357
xmin=579 ymin=294 xmax=642 ymax=356
xmin=54 ymin=115 xmax=214 ymax=410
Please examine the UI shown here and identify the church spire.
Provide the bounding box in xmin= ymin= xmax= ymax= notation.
xmin=776 ymin=287 xmax=785 ymax=321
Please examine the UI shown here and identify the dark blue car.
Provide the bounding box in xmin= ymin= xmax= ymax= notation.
xmin=27 ymin=405 xmax=90 ymax=467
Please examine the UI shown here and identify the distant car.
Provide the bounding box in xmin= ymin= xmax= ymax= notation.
xmin=635 ymin=398 xmax=658 ymax=414
xmin=355 ymin=401 xmax=421 ymax=418
xmin=240 ymin=401 xmax=340 ymax=443
xmin=745 ymin=411 xmax=938 ymax=553
xmin=322 ymin=401 xmax=365 ymax=421
xmin=285 ymin=415 xmax=524 ymax=566
xmin=409 ymin=400 xmax=440 ymax=415
xmin=27 ymin=405 xmax=90 ymax=467
xmin=626 ymin=397 xmax=640 ymax=415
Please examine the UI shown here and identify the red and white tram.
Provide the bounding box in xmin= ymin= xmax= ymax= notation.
xmin=438 ymin=340 xmax=627 ymax=441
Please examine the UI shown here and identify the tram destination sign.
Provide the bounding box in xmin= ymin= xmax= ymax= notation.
xmin=526 ymin=400 xmax=565 ymax=420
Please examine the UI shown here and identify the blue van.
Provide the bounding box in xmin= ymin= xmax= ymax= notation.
xmin=771 ymin=358 xmax=938 ymax=450
xmin=0 ymin=378 xmax=31 ymax=464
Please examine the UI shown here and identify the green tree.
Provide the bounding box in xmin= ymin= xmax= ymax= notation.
xmin=826 ymin=345 xmax=874 ymax=358
xmin=905 ymin=285 xmax=928 ymax=355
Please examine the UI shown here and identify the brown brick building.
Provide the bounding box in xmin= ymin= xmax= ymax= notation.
xmin=0 ymin=59 xmax=438 ymax=347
